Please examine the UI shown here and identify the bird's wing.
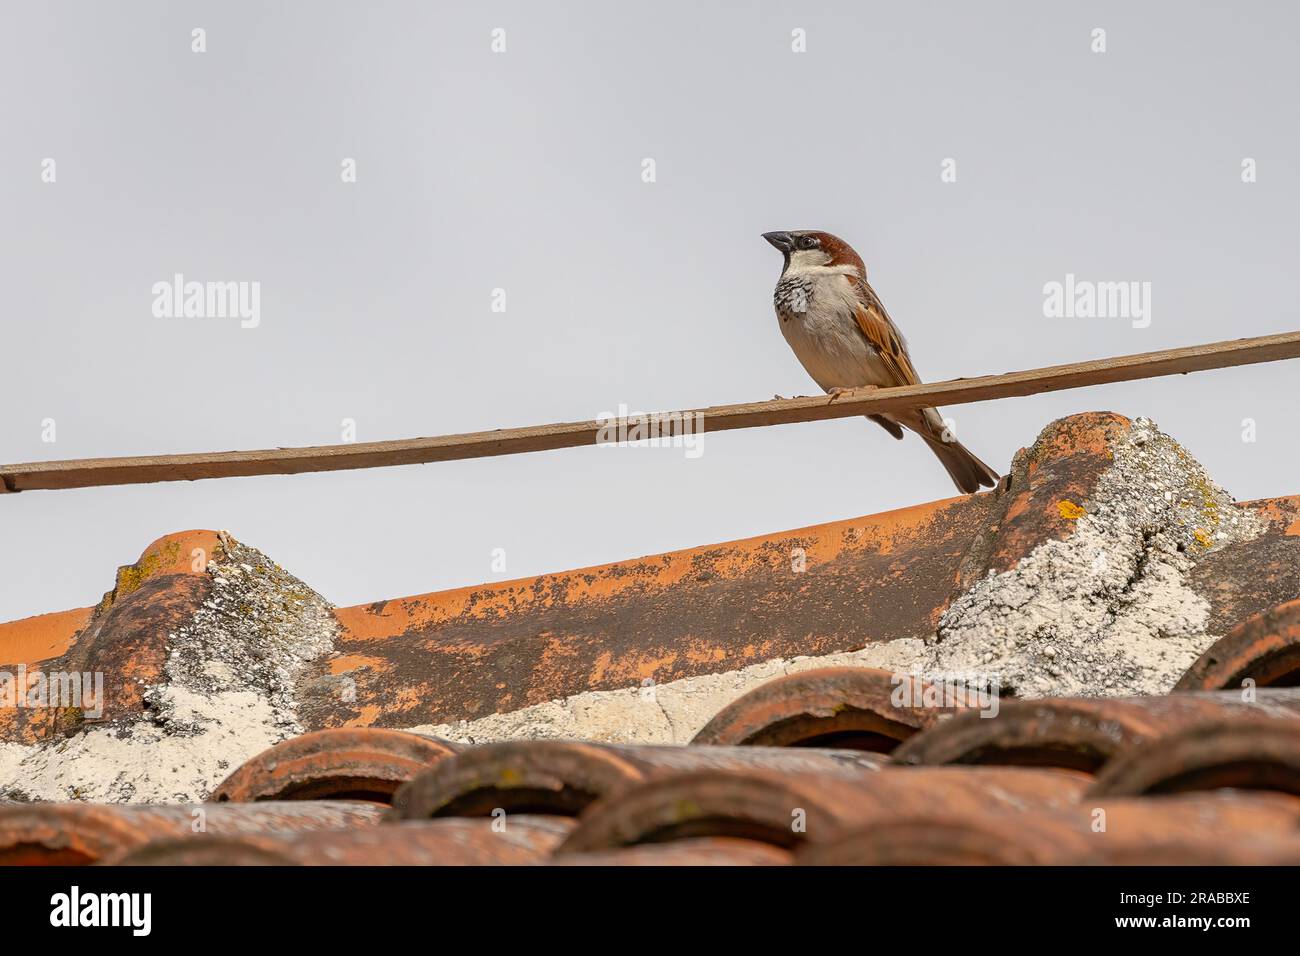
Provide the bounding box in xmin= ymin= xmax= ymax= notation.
xmin=846 ymin=275 xmax=922 ymax=388
xmin=846 ymin=275 xmax=949 ymax=442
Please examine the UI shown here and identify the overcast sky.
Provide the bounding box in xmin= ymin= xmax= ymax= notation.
xmin=4 ymin=1 xmax=1299 ymax=623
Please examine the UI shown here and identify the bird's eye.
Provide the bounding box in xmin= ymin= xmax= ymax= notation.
xmin=798 ymin=236 xmax=818 ymax=250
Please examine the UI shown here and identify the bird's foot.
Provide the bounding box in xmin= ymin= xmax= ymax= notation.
xmin=826 ymin=386 xmax=878 ymax=403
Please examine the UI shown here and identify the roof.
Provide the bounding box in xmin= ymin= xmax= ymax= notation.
xmin=2 ymin=411 xmax=1300 ymax=863
xmin=4 ymin=680 xmax=1300 ymax=865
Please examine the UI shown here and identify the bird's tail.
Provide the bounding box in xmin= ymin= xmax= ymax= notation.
xmin=921 ymin=434 xmax=1000 ymax=495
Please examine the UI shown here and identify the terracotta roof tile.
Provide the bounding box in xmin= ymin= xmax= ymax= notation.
xmin=4 ymin=706 xmax=1299 ymax=866
xmin=553 ymin=766 xmax=1088 ymax=855
xmin=1087 ymin=718 xmax=1300 ymax=797
xmin=391 ymin=742 xmax=885 ymax=820
xmin=108 ymin=816 xmax=574 ymax=866
xmin=891 ymin=688 xmax=1300 ymax=772
xmin=795 ymin=791 xmax=1300 ymax=865
xmin=690 ymin=666 xmax=974 ymax=751
xmin=0 ymin=606 xmax=93 ymax=668
xmin=550 ymin=837 xmax=792 ymax=866
xmin=0 ymin=531 xmax=225 ymax=744
xmin=1065 ymin=837 xmax=1300 ymax=866
xmin=212 ymin=728 xmax=460 ymax=804
xmin=1175 ymin=597 xmax=1300 ymax=690
xmin=0 ymin=801 xmax=384 ymax=866
xmin=306 ymin=491 xmax=1001 ymax=730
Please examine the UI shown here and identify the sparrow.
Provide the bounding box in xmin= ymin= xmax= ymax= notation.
xmin=763 ymin=229 xmax=999 ymax=494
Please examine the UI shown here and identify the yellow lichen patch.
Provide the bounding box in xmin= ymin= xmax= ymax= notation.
xmin=1058 ymin=500 xmax=1086 ymax=520
xmin=107 ymin=548 xmax=165 ymax=603
xmin=1185 ymin=473 xmax=1222 ymax=529
xmin=97 ymin=531 xmax=222 ymax=611
xmin=673 ymin=799 xmax=702 ymax=821
xmin=1193 ymin=529 xmax=1213 ymax=548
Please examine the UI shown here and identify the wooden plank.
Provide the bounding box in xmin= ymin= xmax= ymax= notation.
xmin=4 ymin=330 xmax=1300 ymax=494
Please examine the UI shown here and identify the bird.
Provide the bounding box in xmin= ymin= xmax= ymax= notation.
xmin=762 ymin=229 xmax=999 ymax=494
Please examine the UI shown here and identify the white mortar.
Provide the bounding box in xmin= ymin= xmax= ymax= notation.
xmin=926 ymin=418 xmax=1262 ymax=698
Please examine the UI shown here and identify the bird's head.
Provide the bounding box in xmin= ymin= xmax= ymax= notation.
xmin=762 ymin=230 xmax=865 ymax=276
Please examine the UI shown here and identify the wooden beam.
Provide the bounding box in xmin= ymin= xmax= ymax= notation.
xmin=5 ymin=330 xmax=1300 ymax=494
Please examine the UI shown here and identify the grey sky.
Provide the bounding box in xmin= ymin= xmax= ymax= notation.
xmin=3 ymin=1 xmax=1299 ymax=623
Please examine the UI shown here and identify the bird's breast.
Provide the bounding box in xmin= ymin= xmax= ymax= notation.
xmin=772 ymin=273 xmax=887 ymax=391
xmin=773 ymin=275 xmax=814 ymax=321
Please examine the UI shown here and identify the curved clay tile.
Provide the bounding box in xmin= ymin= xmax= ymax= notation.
xmin=892 ymin=689 xmax=1300 ymax=773
xmin=0 ymin=530 xmax=223 ymax=743
xmin=556 ymin=765 xmax=1087 ymax=854
xmin=0 ymin=800 xmax=384 ymax=866
xmin=1088 ymin=718 xmax=1300 ymax=797
xmin=796 ymin=790 xmax=1300 ymax=865
xmin=551 ymin=837 xmax=792 ymax=866
xmin=212 ymin=728 xmax=460 ymax=804
xmin=0 ymin=606 xmax=93 ymax=668
xmin=1066 ymin=838 xmax=1300 ymax=865
xmin=108 ymin=816 xmax=574 ymax=866
xmin=313 ymin=493 xmax=1002 ymax=730
xmin=391 ymin=742 xmax=884 ymax=819
xmin=1176 ymin=598 xmax=1300 ymax=690
xmin=691 ymin=666 xmax=984 ymax=752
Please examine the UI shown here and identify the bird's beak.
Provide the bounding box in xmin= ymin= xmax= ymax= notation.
xmin=762 ymin=231 xmax=794 ymax=253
